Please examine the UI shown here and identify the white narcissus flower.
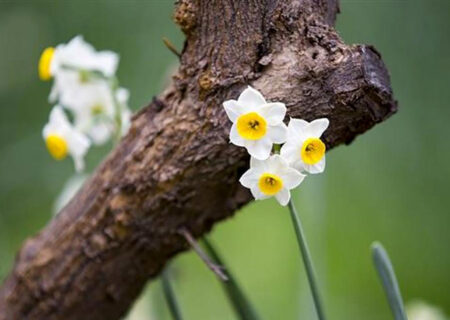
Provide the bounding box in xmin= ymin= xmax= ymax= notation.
xmin=43 ymin=106 xmax=90 ymax=172
xmin=223 ymin=86 xmax=288 ymax=160
xmin=70 ymin=84 xmax=131 ymax=144
xmin=239 ymin=155 xmax=306 ymax=206
xmin=280 ymin=118 xmax=329 ymax=174
xmin=63 ymin=79 xmax=117 ymax=145
xmin=46 ymin=36 xmax=119 ymax=103
xmin=38 ymin=35 xmax=118 ymax=81
xmin=407 ymin=301 xmax=448 ymax=320
xmin=48 ymin=73 xmax=131 ymax=145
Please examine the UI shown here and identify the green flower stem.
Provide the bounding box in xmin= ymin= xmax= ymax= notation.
xmin=202 ymin=237 xmax=260 ymax=320
xmin=371 ymin=242 xmax=407 ymax=320
xmin=161 ymin=268 xmax=184 ymax=320
xmin=287 ymin=200 xmax=326 ymax=320
xmin=272 ymin=144 xmax=281 ymax=154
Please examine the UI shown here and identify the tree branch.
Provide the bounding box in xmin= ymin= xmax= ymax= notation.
xmin=0 ymin=0 xmax=396 ymax=319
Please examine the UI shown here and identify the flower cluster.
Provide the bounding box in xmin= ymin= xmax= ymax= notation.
xmin=39 ymin=36 xmax=131 ymax=171
xmin=224 ymin=86 xmax=329 ymax=206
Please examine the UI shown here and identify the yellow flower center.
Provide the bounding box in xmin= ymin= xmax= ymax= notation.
xmin=236 ymin=112 xmax=267 ymax=140
xmin=45 ymin=134 xmax=68 ymax=160
xmin=258 ymin=173 xmax=283 ymax=196
xmin=79 ymin=70 xmax=91 ymax=83
xmin=91 ymin=104 xmax=104 ymax=116
xmin=301 ymin=138 xmax=326 ymax=165
xmin=38 ymin=47 xmax=55 ymax=81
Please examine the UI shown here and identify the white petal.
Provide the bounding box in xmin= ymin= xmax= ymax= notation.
xmin=67 ymin=130 xmax=90 ymax=157
xmin=244 ymin=137 xmax=272 ymax=160
xmin=43 ymin=106 xmax=70 ymax=139
xmin=49 ymin=105 xmax=69 ymax=126
xmin=239 ymin=168 xmax=259 ymax=188
xmin=49 ymin=69 xmax=79 ymax=103
xmin=287 ymin=118 xmax=309 ymax=140
xmin=290 ymin=159 xmax=305 ymax=172
xmin=92 ymin=51 xmax=119 ymax=76
xmin=89 ymin=122 xmax=113 ymax=145
xmin=250 ymin=156 xmax=265 ymax=169
xmin=237 ymin=86 xmax=266 ymax=109
xmin=306 ymin=118 xmax=329 ymax=137
xmin=49 ymin=84 xmax=58 ymax=103
xmin=280 ymin=141 xmax=300 ymax=165
xmin=68 ymin=130 xmax=90 ymax=172
xmin=223 ymin=100 xmax=245 ymax=122
xmin=229 ymin=123 xmax=245 ymax=147
xmin=275 ymin=188 xmax=290 ymax=206
xmin=116 ymin=87 xmax=130 ymax=106
xmin=265 ymin=154 xmax=289 ymax=172
xmin=259 ymin=103 xmax=286 ymax=125
xmin=267 ymin=123 xmax=288 ymax=144
xmin=307 ymin=157 xmax=326 ymax=174
xmin=250 ymin=186 xmax=270 ymax=200
xmin=42 ymin=123 xmax=51 ymax=139
xmin=55 ymin=35 xmax=118 ymax=76
xmin=73 ymin=155 xmax=85 ymax=172
xmin=280 ymin=167 xmax=306 ymax=189
xmin=121 ymin=109 xmax=132 ymax=136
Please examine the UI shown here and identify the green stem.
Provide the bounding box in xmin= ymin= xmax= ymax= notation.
xmin=371 ymin=242 xmax=408 ymax=320
xmin=161 ymin=269 xmax=184 ymax=320
xmin=202 ymin=237 xmax=260 ymax=320
xmin=287 ymin=200 xmax=326 ymax=320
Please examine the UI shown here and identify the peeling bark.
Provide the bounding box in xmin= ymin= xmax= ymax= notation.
xmin=0 ymin=0 xmax=396 ymax=319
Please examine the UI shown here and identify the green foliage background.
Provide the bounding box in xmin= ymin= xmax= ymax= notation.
xmin=0 ymin=1 xmax=449 ymax=319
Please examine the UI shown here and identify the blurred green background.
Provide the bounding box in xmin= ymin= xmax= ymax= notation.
xmin=0 ymin=1 xmax=449 ymax=319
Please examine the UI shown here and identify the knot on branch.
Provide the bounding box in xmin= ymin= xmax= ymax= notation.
xmin=174 ymin=0 xmax=197 ymax=34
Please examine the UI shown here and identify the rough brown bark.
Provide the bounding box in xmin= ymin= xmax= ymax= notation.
xmin=0 ymin=0 xmax=396 ymax=319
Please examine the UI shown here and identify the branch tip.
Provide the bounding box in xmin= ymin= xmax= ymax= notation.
xmin=178 ymin=228 xmax=228 ymax=281
xmin=163 ymin=37 xmax=181 ymax=59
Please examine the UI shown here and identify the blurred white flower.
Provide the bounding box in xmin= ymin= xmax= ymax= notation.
xmin=280 ymin=118 xmax=329 ymax=174
xmin=406 ymin=300 xmax=449 ymax=320
xmin=223 ymin=86 xmax=288 ymax=160
xmin=40 ymin=36 xmax=131 ymax=171
xmin=407 ymin=300 xmax=448 ymax=320
xmin=64 ymin=79 xmax=117 ymax=145
xmin=39 ymin=35 xmax=118 ymax=81
xmin=43 ymin=106 xmax=90 ymax=172
xmin=239 ymin=154 xmax=305 ymax=206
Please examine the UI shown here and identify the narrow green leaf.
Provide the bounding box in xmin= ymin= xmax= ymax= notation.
xmin=372 ymin=242 xmax=408 ymax=320
xmin=202 ymin=237 xmax=260 ymax=320
xmin=287 ymin=200 xmax=327 ymax=320
xmin=161 ymin=268 xmax=184 ymax=320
